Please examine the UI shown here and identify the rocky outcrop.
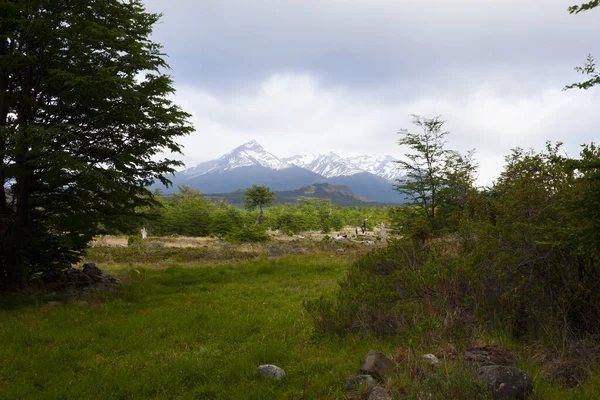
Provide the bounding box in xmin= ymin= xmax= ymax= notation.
xmin=27 ymin=263 xmax=120 ymax=292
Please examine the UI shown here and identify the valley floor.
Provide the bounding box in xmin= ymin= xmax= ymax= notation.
xmin=0 ymin=245 xmax=598 ymax=399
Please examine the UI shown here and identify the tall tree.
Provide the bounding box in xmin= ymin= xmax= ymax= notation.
xmin=395 ymin=116 xmax=451 ymax=233
xmin=0 ymin=0 xmax=193 ymax=290
xmin=243 ymin=185 xmax=275 ymax=226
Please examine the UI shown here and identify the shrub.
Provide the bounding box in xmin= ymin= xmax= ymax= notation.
xmin=127 ymin=235 xmax=143 ymax=248
xmin=224 ymin=226 xmax=270 ymax=243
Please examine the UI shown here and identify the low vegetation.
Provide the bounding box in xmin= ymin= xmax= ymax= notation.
xmin=0 ymin=254 xmax=394 ymax=399
xmin=142 ymin=190 xmax=391 ymax=239
xmin=1 ymin=243 xmax=599 ymax=399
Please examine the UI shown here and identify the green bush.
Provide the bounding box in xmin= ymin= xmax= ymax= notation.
xmin=224 ymin=226 xmax=270 ymax=243
xmin=305 ymin=239 xmax=455 ymax=336
xmin=127 ymin=235 xmax=143 ymax=247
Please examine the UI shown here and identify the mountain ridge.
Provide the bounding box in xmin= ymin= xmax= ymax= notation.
xmin=203 ymin=183 xmax=391 ymax=207
xmin=166 ymin=140 xmax=407 ymax=204
xmin=182 ymin=140 xmax=402 ymax=181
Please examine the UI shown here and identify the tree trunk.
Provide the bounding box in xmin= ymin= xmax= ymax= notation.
xmin=254 ymin=205 xmax=263 ymax=226
xmin=0 ymin=34 xmax=9 ymax=288
xmin=2 ymin=168 xmax=32 ymax=290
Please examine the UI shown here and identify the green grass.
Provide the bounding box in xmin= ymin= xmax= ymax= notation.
xmin=1 ymin=253 xmax=599 ymax=399
xmin=0 ymin=255 xmax=395 ymax=399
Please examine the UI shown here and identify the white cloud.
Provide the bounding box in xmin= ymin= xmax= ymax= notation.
xmin=163 ymin=72 xmax=600 ymax=186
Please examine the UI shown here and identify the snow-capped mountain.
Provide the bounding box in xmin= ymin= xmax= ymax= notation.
xmin=181 ymin=140 xmax=402 ymax=181
xmin=283 ymin=152 xmax=365 ymax=178
xmin=182 ymin=140 xmax=291 ymax=178
xmin=167 ymin=140 xmax=407 ymax=203
xmin=346 ymin=155 xmax=401 ymax=181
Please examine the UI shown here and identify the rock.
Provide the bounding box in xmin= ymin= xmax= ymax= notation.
xmin=465 ymin=346 xmax=516 ymax=367
xmin=83 ymin=263 xmax=102 ymax=276
xmin=423 ymin=353 xmax=440 ymax=365
xmin=344 ymin=374 xmax=377 ymax=393
xmin=255 ymin=364 xmax=285 ymax=379
xmin=360 ymin=350 xmax=396 ymax=380
xmin=77 ymin=273 xmax=93 ymax=286
xmin=46 ymin=301 xmax=62 ymax=306
xmin=477 ymin=365 xmax=533 ymax=400
xmin=368 ymin=386 xmax=393 ymax=400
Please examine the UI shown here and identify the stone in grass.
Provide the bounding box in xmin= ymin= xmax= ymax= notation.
xmin=344 ymin=374 xmax=377 ymax=393
xmin=477 ymin=365 xmax=533 ymax=400
xmin=367 ymin=386 xmax=393 ymax=400
xmin=422 ymin=353 xmax=440 ymax=365
xmin=360 ymin=350 xmax=396 ymax=381
xmin=255 ymin=364 xmax=285 ymax=379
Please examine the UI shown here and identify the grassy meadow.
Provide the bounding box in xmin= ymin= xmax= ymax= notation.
xmin=0 ymin=253 xmax=393 ymax=399
xmin=1 ymin=241 xmax=599 ymax=399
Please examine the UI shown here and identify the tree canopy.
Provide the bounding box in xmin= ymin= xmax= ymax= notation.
xmin=243 ymin=185 xmax=275 ymax=226
xmin=394 ymin=115 xmax=477 ymax=237
xmin=0 ymin=0 xmax=193 ymax=290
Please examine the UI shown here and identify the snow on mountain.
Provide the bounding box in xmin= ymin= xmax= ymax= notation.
xmin=285 ymin=152 xmax=365 ymax=178
xmin=346 ymin=155 xmax=402 ymax=181
xmin=182 ymin=140 xmax=291 ymax=178
xmin=181 ymin=140 xmax=403 ymax=182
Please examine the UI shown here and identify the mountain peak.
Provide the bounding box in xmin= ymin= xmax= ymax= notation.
xmin=242 ymin=139 xmax=260 ymax=148
xmin=181 ymin=141 xmax=403 ymax=182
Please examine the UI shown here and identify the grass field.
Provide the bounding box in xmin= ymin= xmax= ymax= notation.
xmin=1 ymin=250 xmax=599 ymax=399
xmin=0 ymin=255 xmax=398 ymax=399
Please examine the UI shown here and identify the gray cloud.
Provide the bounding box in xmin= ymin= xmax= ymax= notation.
xmin=143 ymin=0 xmax=600 ymax=185
xmin=144 ymin=0 xmax=598 ymax=90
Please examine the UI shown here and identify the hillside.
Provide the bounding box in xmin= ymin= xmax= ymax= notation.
xmin=203 ymin=183 xmax=392 ymax=207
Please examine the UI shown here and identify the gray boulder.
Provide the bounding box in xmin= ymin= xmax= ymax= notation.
xmin=368 ymin=386 xmax=393 ymax=400
xmin=344 ymin=374 xmax=377 ymax=393
xmin=360 ymin=350 xmax=396 ymax=380
xmin=255 ymin=364 xmax=285 ymax=379
xmin=478 ymin=365 xmax=533 ymax=400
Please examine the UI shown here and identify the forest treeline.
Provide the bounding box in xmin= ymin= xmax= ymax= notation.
xmin=139 ymin=187 xmax=390 ymax=239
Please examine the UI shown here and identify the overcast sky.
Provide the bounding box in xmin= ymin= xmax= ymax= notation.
xmin=142 ymin=0 xmax=599 ymax=185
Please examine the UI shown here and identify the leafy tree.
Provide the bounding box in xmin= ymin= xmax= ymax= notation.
xmin=0 ymin=1 xmax=192 ymax=290
xmin=436 ymin=150 xmax=479 ymax=231
xmin=395 ymin=116 xmax=449 ymax=233
xmin=565 ymin=2 xmax=599 ymax=90
xmin=243 ymin=185 xmax=275 ymax=226
xmin=210 ymin=203 xmax=243 ymax=237
xmin=168 ymin=186 xmax=212 ymax=237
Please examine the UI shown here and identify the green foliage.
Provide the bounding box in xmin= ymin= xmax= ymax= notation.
xmin=395 ymin=115 xmax=449 ymax=232
xmin=0 ymin=0 xmax=192 ymax=290
xmin=210 ymin=204 xmax=244 ymax=237
xmin=127 ymin=235 xmax=143 ymax=248
xmin=243 ymin=185 xmax=275 ymax=226
xmin=394 ymin=116 xmax=477 ymax=237
xmin=565 ymin=3 xmax=599 ymax=90
xmin=224 ymin=226 xmax=270 ymax=243
xmin=309 ymin=141 xmax=600 ymax=345
xmin=143 ymin=189 xmax=392 ymax=238
xmin=568 ymin=0 xmax=599 ymax=14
